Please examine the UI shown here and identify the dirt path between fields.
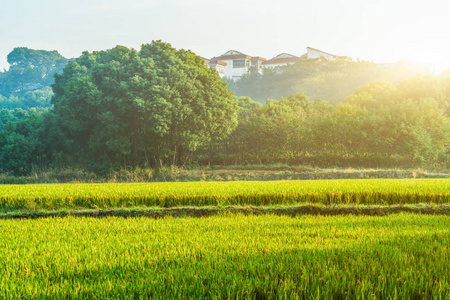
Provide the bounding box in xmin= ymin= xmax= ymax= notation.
xmin=2 ymin=205 xmax=450 ymax=219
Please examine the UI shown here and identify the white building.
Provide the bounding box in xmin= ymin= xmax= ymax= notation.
xmin=263 ymin=53 xmax=299 ymax=68
xmin=203 ymin=57 xmax=227 ymax=77
xmin=301 ymin=47 xmax=352 ymax=62
xmin=203 ymin=47 xmax=352 ymax=79
xmin=209 ymin=50 xmax=266 ymax=81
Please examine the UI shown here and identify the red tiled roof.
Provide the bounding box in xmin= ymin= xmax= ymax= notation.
xmin=251 ymin=56 xmax=267 ymax=61
xmin=209 ymin=60 xmax=227 ymax=66
xmin=263 ymin=57 xmax=299 ymax=65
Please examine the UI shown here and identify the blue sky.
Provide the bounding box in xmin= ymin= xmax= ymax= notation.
xmin=1 ymin=0 xmax=449 ymax=73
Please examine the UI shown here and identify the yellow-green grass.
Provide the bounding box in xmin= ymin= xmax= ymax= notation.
xmin=0 ymin=214 xmax=448 ymax=298
xmin=0 ymin=179 xmax=448 ymax=212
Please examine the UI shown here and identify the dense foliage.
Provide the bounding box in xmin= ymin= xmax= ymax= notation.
xmin=0 ymin=47 xmax=68 ymax=95
xmin=51 ymin=41 xmax=237 ymax=171
xmin=1 ymin=179 xmax=448 ymax=211
xmin=0 ymin=48 xmax=69 ymax=110
xmin=0 ymin=87 xmax=54 ymax=109
xmin=225 ymin=59 xmax=432 ymax=104
xmin=0 ymin=214 xmax=448 ymax=298
xmin=0 ymin=108 xmax=67 ymax=175
xmin=0 ymin=44 xmax=449 ymax=175
xmin=222 ymin=77 xmax=449 ymax=168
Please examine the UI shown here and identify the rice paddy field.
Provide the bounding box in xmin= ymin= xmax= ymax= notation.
xmin=1 ymin=179 xmax=449 ymax=298
xmin=0 ymin=214 xmax=449 ymax=298
xmin=0 ymin=179 xmax=449 ymax=212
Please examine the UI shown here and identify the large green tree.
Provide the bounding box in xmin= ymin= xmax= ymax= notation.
xmin=52 ymin=41 xmax=237 ymax=171
xmin=0 ymin=48 xmax=68 ymax=96
xmin=0 ymin=48 xmax=69 ymax=111
xmin=225 ymin=93 xmax=334 ymax=164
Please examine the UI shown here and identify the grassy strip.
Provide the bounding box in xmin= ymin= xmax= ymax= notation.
xmin=2 ymin=204 xmax=450 ymax=219
xmin=1 ymin=166 xmax=447 ymax=184
xmin=0 ymin=214 xmax=448 ymax=298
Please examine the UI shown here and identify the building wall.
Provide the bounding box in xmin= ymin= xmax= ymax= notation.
xmin=210 ymin=65 xmax=226 ymax=78
xmin=250 ymin=60 xmax=265 ymax=74
xmin=205 ymin=62 xmax=226 ymax=78
xmin=221 ymin=59 xmax=249 ymax=80
xmin=216 ymin=65 xmax=225 ymax=76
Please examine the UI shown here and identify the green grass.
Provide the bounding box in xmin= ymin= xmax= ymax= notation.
xmin=0 ymin=214 xmax=448 ymax=298
xmin=0 ymin=179 xmax=449 ymax=212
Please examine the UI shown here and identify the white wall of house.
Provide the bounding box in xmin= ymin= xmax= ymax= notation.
xmin=216 ymin=65 xmax=225 ymax=76
xmin=221 ymin=59 xmax=249 ymax=80
xmin=205 ymin=63 xmax=225 ymax=78
xmin=210 ymin=64 xmax=226 ymax=78
xmin=250 ymin=59 xmax=265 ymax=74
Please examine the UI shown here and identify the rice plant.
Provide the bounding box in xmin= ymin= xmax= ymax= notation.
xmin=0 ymin=179 xmax=448 ymax=212
xmin=0 ymin=214 xmax=448 ymax=298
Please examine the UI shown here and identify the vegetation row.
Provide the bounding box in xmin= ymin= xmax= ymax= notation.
xmin=1 ymin=179 xmax=448 ymax=212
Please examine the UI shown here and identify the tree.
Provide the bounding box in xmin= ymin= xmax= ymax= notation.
xmin=0 ymin=48 xmax=68 ymax=112
xmin=329 ymin=80 xmax=449 ymax=166
xmin=0 ymin=109 xmax=45 ymax=175
xmin=0 ymin=87 xmax=53 ymax=110
xmin=395 ymin=75 xmax=450 ymax=117
xmin=224 ymin=80 xmax=448 ymax=168
xmin=0 ymin=48 xmax=68 ymax=96
xmin=222 ymin=96 xmax=262 ymax=164
xmin=52 ymin=41 xmax=237 ymax=171
xmin=225 ymin=93 xmax=334 ymax=164
xmin=0 ymin=108 xmax=30 ymax=131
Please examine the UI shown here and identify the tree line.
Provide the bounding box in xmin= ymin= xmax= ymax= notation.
xmin=0 ymin=41 xmax=449 ymax=175
xmin=224 ymin=77 xmax=449 ymax=168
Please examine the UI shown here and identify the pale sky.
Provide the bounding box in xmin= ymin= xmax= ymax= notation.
xmin=1 ymin=0 xmax=449 ymax=74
